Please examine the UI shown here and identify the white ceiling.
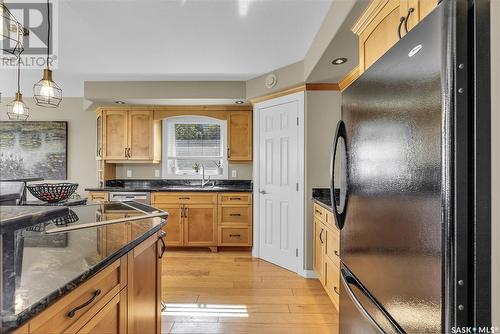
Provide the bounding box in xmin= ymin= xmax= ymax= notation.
xmin=1 ymin=0 xmax=333 ymax=96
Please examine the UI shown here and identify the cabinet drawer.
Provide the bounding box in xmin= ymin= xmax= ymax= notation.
xmin=325 ymin=210 xmax=335 ymax=227
xmin=219 ymin=227 xmax=252 ymax=246
xmin=313 ymin=203 xmax=326 ymax=222
xmin=218 ymin=193 xmax=252 ymax=205
xmin=324 ymin=257 xmax=340 ymax=311
xmin=88 ymin=191 xmax=109 ymax=202
xmin=325 ymin=226 xmax=340 ymax=267
xmin=152 ymin=192 xmax=217 ymax=205
xmin=219 ymin=206 xmax=251 ymax=225
xmin=30 ymin=258 xmax=125 ymax=334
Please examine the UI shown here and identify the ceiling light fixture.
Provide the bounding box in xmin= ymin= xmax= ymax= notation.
xmin=235 ymin=100 xmax=244 ymax=104
xmin=115 ymin=101 xmax=126 ymax=105
xmin=1 ymin=0 xmax=26 ymax=58
xmin=331 ymin=57 xmax=348 ymax=65
xmin=33 ymin=0 xmax=62 ymax=108
xmin=7 ymin=58 xmax=29 ymax=120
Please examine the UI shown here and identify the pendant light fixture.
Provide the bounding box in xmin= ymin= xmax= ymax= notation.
xmin=7 ymin=57 xmax=30 ymax=120
xmin=33 ymin=0 xmax=62 ymax=108
xmin=1 ymin=0 xmax=26 ymax=58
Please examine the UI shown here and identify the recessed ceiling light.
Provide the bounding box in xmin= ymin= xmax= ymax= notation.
xmin=235 ymin=100 xmax=245 ymax=104
xmin=331 ymin=57 xmax=348 ymax=65
xmin=115 ymin=101 xmax=125 ymax=104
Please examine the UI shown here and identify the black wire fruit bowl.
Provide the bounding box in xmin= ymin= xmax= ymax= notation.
xmin=26 ymin=182 xmax=79 ymax=203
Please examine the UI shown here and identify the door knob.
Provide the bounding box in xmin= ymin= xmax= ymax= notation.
xmin=259 ymin=190 xmax=267 ymax=195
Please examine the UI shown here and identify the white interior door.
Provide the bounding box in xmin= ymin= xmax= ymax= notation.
xmin=257 ymin=96 xmax=300 ymax=272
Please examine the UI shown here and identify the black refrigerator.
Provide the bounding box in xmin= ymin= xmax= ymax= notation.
xmin=329 ymin=1 xmax=491 ymax=333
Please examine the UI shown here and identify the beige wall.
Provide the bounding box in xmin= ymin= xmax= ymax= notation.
xmin=304 ymin=90 xmax=342 ymax=269
xmin=245 ymin=61 xmax=305 ymax=99
xmin=0 ymin=98 xmax=97 ymax=195
xmin=85 ymin=81 xmax=246 ymax=101
xmin=115 ymin=162 xmax=252 ymax=180
xmin=491 ymin=0 xmax=499 ymax=326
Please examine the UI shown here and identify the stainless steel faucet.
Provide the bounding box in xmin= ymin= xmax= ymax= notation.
xmin=200 ymin=163 xmax=212 ymax=188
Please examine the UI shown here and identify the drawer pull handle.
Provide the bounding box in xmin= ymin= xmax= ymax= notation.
xmin=229 ymin=197 xmax=242 ymax=200
xmin=67 ymin=289 xmax=101 ymax=318
xmin=334 ymin=286 xmax=340 ymax=295
xmin=229 ymin=234 xmax=241 ymax=237
xmin=179 ymin=197 xmax=191 ymax=200
xmin=229 ymin=213 xmax=242 ymax=217
xmin=334 ymin=250 xmax=340 ymax=257
xmin=315 ymin=210 xmax=322 ymax=215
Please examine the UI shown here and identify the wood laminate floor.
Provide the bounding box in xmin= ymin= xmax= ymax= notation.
xmin=161 ymin=249 xmax=338 ymax=334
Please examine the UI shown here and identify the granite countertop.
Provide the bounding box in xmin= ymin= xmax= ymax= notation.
xmin=312 ymin=188 xmax=333 ymax=212
xmin=0 ymin=206 xmax=69 ymax=227
xmin=85 ymin=179 xmax=253 ymax=193
xmin=1 ymin=202 xmax=167 ymax=332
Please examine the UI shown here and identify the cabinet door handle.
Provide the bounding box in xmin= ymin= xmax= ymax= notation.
xmin=98 ymin=148 xmax=102 ymax=157
xmin=229 ymin=213 xmax=241 ymax=217
xmin=180 ymin=207 xmax=185 ymax=218
xmin=397 ymin=16 xmax=405 ymax=39
xmin=334 ymin=250 xmax=340 ymax=257
xmin=404 ymin=8 xmax=414 ymax=33
xmin=158 ymin=231 xmax=166 ymax=259
xmin=319 ymin=228 xmax=324 ymax=244
xmin=227 ymin=147 xmax=231 ymax=158
xmin=67 ymin=289 xmax=101 ymax=318
xmin=334 ymin=286 xmax=340 ymax=295
xmin=124 ymin=148 xmax=128 ymax=157
xmin=184 ymin=207 xmax=188 ymax=217
xmin=229 ymin=234 xmax=241 ymax=237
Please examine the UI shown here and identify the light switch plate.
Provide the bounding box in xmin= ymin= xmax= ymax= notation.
xmin=155 ymin=169 xmax=160 ymax=177
xmin=126 ymin=170 xmax=132 ymax=178
xmin=231 ymin=170 xmax=237 ymax=178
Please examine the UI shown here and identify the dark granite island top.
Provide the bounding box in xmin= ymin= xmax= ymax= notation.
xmin=312 ymin=188 xmax=333 ymax=212
xmin=85 ymin=179 xmax=253 ymax=193
xmin=0 ymin=202 xmax=167 ymax=333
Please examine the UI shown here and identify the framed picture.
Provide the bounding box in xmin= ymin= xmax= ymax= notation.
xmin=0 ymin=121 xmax=68 ymax=180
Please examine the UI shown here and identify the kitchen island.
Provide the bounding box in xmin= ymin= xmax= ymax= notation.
xmin=0 ymin=202 xmax=167 ymax=333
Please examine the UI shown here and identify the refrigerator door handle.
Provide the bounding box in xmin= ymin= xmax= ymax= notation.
xmin=330 ymin=120 xmax=348 ymax=230
xmin=341 ymin=268 xmax=404 ymax=334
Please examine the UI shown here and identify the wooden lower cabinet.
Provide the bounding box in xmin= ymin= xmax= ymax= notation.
xmin=76 ymin=289 xmax=127 ymax=334
xmin=127 ymin=234 xmax=162 ymax=334
xmin=16 ymin=231 xmax=164 ymax=334
xmin=184 ymin=205 xmax=218 ymax=246
xmin=88 ymin=191 xmax=109 ymax=202
xmin=312 ymin=204 xmax=340 ymax=311
xmin=152 ymin=192 xmax=253 ymax=250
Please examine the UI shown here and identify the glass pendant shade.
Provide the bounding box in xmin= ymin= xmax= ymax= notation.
xmin=33 ymin=69 xmax=62 ymax=107
xmin=7 ymin=93 xmax=29 ymax=120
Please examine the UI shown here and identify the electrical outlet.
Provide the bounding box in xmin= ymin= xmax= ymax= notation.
xmin=155 ymin=169 xmax=160 ymax=177
xmin=231 ymin=170 xmax=237 ymax=178
xmin=126 ymin=169 xmax=132 ymax=178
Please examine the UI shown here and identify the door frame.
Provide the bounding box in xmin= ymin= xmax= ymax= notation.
xmin=252 ymin=91 xmax=306 ymax=277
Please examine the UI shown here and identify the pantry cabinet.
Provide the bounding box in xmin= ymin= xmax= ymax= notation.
xmin=101 ymin=109 xmax=161 ymax=163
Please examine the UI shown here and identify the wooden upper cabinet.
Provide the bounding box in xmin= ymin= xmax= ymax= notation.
xmin=228 ymin=110 xmax=252 ymax=161
xmin=128 ymin=110 xmax=154 ymax=160
xmin=101 ymin=109 xmax=161 ymax=163
xmin=352 ymin=0 xmax=439 ymax=74
xmin=103 ymin=110 xmax=128 ymax=160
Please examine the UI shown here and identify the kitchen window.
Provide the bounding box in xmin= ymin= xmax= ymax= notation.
xmin=162 ymin=116 xmax=228 ymax=179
